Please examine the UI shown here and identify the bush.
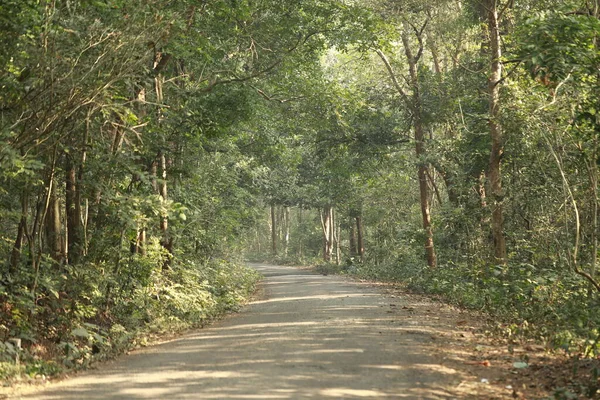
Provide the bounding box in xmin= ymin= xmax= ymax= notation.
xmin=0 ymin=255 xmax=260 ymax=383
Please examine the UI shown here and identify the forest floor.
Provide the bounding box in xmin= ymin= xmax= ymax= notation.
xmin=3 ymin=263 xmax=595 ymax=399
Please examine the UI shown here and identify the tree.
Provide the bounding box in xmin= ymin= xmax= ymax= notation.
xmin=483 ymin=0 xmax=508 ymax=264
xmin=374 ymin=3 xmax=438 ymax=268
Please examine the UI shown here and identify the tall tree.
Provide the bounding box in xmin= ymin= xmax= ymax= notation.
xmin=484 ymin=0 xmax=508 ymax=264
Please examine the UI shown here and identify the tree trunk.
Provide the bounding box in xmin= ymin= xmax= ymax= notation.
xmin=158 ymin=151 xmax=172 ymax=267
xmin=284 ymin=206 xmax=290 ymax=256
xmin=321 ymin=205 xmax=333 ymax=262
xmin=590 ymin=0 xmax=600 ymax=289
xmin=438 ymin=168 xmax=459 ymax=206
xmin=402 ymin=27 xmax=437 ymax=268
xmin=335 ymin=214 xmax=341 ymax=265
xmin=376 ymin=28 xmax=437 ymax=268
xmin=271 ymin=205 xmax=277 ymax=256
xmin=349 ymin=216 xmax=358 ymax=257
xmin=328 ymin=207 xmax=334 ymax=262
xmin=9 ymin=192 xmax=28 ymax=273
xmin=485 ymin=0 xmax=507 ymax=264
xmin=65 ymin=153 xmax=82 ymax=264
xmin=45 ymin=182 xmax=63 ymax=262
xmin=356 ymin=216 xmax=365 ymax=262
xmin=298 ymin=207 xmax=304 ymax=259
xmin=134 ymin=228 xmax=146 ymax=256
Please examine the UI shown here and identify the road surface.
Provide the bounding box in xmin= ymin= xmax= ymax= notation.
xmin=17 ymin=264 xmax=469 ymax=399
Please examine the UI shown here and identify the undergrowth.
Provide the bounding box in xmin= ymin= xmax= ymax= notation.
xmin=0 ymin=257 xmax=260 ymax=385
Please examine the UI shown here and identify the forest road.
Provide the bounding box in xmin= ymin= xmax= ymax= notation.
xmin=16 ymin=263 xmax=478 ymax=399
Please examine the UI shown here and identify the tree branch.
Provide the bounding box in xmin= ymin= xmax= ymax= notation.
xmin=200 ymin=31 xmax=324 ymax=93
xmin=250 ymin=85 xmax=305 ymax=103
xmin=375 ymin=49 xmax=410 ymax=107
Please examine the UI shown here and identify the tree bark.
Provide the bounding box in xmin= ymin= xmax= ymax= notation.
xmin=356 ymin=215 xmax=365 ymax=262
xmin=9 ymin=192 xmax=28 ymax=273
xmin=335 ymin=214 xmax=341 ymax=265
xmin=283 ymin=207 xmax=290 ymax=256
xmin=349 ymin=216 xmax=358 ymax=257
xmin=485 ymin=0 xmax=507 ymax=263
xmin=271 ymin=205 xmax=277 ymax=256
xmin=158 ymin=151 xmax=172 ymax=267
xmin=45 ymin=182 xmax=63 ymax=262
xmin=298 ymin=207 xmax=304 ymax=258
xmin=376 ymin=26 xmax=437 ymax=268
xmin=65 ymin=152 xmax=82 ymax=264
xmin=401 ymin=27 xmax=437 ymax=268
xmin=321 ymin=205 xmax=333 ymax=262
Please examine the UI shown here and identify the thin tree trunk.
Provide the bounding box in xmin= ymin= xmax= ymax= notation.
xmin=158 ymin=151 xmax=172 ymax=267
xmin=65 ymin=153 xmax=82 ymax=264
xmin=284 ymin=207 xmax=290 ymax=256
xmin=585 ymin=137 xmax=598 ymax=294
xmin=45 ymin=182 xmax=63 ymax=262
xmin=349 ymin=216 xmax=358 ymax=257
xmin=135 ymin=228 xmax=146 ymax=256
xmin=330 ymin=207 xmax=335 ymax=263
xmin=335 ymin=214 xmax=341 ymax=265
xmin=298 ymin=207 xmax=304 ymax=259
xmin=376 ymin=27 xmax=437 ymax=268
xmin=40 ymin=148 xmax=62 ymax=264
xmin=153 ymin=49 xmax=172 ymax=266
xmin=438 ymin=168 xmax=459 ymax=206
xmin=356 ymin=215 xmax=365 ymax=262
xmin=402 ymin=27 xmax=437 ymax=268
xmin=79 ymin=111 xmax=90 ymax=257
xmin=271 ymin=205 xmax=277 ymax=256
xmin=320 ymin=205 xmax=333 ymax=262
xmin=591 ymin=0 xmax=600 ymax=289
xmin=486 ymin=0 xmax=507 ymax=263
xmin=9 ymin=192 xmax=29 ymax=273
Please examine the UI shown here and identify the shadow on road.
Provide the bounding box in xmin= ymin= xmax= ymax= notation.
xmin=22 ymin=264 xmax=464 ymax=399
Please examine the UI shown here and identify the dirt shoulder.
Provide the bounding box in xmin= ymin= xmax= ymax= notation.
xmin=348 ymin=278 xmax=599 ymax=399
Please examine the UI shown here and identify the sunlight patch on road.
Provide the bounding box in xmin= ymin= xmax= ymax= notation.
xmin=219 ymin=321 xmax=321 ymax=330
xmin=322 ymin=305 xmax=381 ymax=311
xmin=250 ymin=293 xmax=378 ymax=305
xmin=61 ymin=370 xmax=258 ymax=388
xmin=199 ymin=395 xmax=292 ymax=399
xmin=320 ymin=388 xmax=390 ymax=397
xmin=362 ymin=364 xmax=405 ymax=370
xmin=412 ymin=363 xmax=460 ymax=375
xmin=362 ymin=363 xmax=459 ymax=375
xmin=287 ymin=348 xmax=365 ymax=355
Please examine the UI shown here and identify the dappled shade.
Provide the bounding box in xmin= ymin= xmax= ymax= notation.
xmin=24 ymin=265 xmax=470 ymax=399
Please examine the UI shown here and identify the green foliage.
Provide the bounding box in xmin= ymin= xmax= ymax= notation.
xmin=518 ymin=10 xmax=600 ymax=82
xmin=3 ymin=0 xmax=600 ymax=387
